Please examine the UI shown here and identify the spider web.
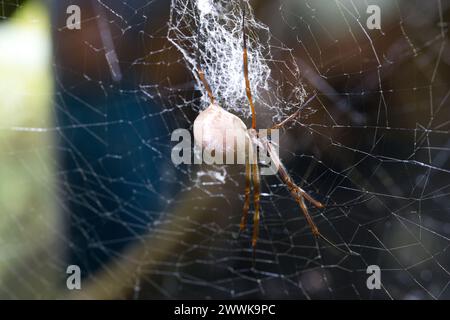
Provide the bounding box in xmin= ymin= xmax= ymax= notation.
xmin=1 ymin=0 xmax=450 ymax=299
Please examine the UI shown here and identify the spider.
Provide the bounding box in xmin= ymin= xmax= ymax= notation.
xmin=192 ymin=8 xmax=357 ymax=257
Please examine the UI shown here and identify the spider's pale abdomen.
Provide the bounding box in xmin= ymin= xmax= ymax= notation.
xmin=193 ymin=103 xmax=249 ymax=155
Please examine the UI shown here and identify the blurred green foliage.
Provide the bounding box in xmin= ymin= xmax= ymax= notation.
xmin=1 ymin=0 xmax=29 ymax=21
xmin=0 ymin=0 xmax=60 ymax=298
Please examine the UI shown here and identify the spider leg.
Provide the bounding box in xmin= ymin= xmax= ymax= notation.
xmin=295 ymin=193 xmax=356 ymax=255
xmin=242 ymin=6 xmax=256 ymax=129
xmin=240 ymin=161 xmax=251 ymax=232
xmin=277 ymin=163 xmax=321 ymax=236
xmin=250 ymin=161 xmax=261 ymax=265
xmin=265 ymin=140 xmax=359 ymax=256
xmin=240 ymin=6 xmax=260 ymax=253
xmin=296 ymin=194 xmax=320 ymax=236
xmin=194 ymin=11 xmax=216 ymax=105
xmin=197 ymin=67 xmax=215 ymax=105
xmin=251 ymin=160 xmax=261 ymax=249
xmin=271 ymin=93 xmax=317 ymax=130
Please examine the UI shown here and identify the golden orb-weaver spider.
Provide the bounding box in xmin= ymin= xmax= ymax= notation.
xmin=192 ymin=8 xmax=357 ymax=257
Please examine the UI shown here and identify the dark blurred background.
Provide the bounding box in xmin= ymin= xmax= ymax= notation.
xmin=0 ymin=0 xmax=449 ymax=299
